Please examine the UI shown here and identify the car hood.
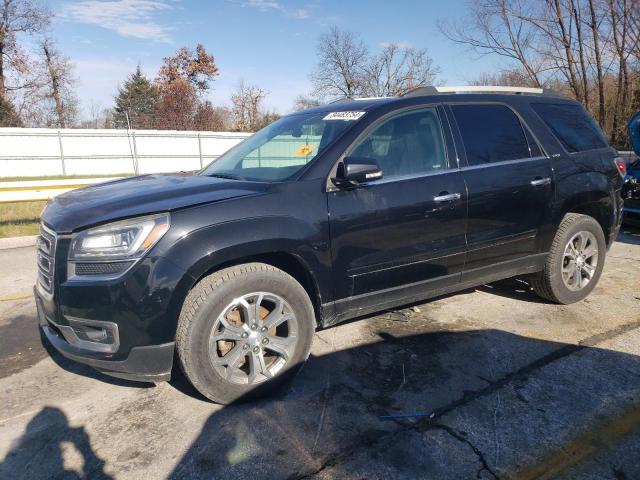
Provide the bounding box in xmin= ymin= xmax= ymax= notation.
xmin=42 ymin=174 xmax=267 ymax=233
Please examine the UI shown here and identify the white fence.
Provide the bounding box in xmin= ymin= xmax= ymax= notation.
xmin=0 ymin=128 xmax=251 ymax=178
xmin=0 ymin=127 xmax=636 ymax=179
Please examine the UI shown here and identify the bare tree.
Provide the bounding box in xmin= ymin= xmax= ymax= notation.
xmin=439 ymin=0 xmax=544 ymax=87
xmin=41 ymin=37 xmax=77 ymax=127
xmin=78 ymin=103 xmax=112 ymax=129
xmin=608 ymin=0 xmax=632 ymax=145
xmin=362 ymin=43 xmax=440 ymax=96
xmin=230 ymin=80 xmax=269 ymax=132
xmin=588 ymin=0 xmax=606 ymax=125
xmin=293 ymin=94 xmax=321 ymax=111
xmin=310 ymin=27 xmax=368 ymax=99
xmin=471 ymin=68 xmax=541 ymax=87
xmin=0 ymin=0 xmax=50 ymax=99
xmin=440 ymin=0 xmax=640 ymax=148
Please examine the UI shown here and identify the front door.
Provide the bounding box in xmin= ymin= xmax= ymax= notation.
xmin=327 ymin=106 xmax=467 ymax=314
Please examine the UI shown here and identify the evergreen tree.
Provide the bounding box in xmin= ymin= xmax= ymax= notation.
xmin=113 ymin=66 xmax=159 ymax=129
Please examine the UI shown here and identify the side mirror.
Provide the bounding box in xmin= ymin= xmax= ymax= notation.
xmin=332 ymin=156 xmax=382 ymax=188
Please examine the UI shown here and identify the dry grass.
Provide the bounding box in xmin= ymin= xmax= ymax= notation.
xmin=0 ymin=201 xmax=46 ymax=238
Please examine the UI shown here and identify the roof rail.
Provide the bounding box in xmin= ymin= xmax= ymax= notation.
xmin=402 ymin=86 xmax=439 ymax=97
xmin=329 ymin=96 xmax=353 ymax=104
xmin=329 ymin=96 xmax=394 ymax=104
xmin=402 ymin=85 xmax=563 ymax=97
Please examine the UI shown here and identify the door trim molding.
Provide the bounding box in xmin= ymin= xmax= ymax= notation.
xmin=321 ymin=252 xmax=547 ymax=327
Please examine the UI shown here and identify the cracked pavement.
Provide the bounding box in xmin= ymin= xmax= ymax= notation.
xmin=1 ymin=226 xmax=640 ymax=479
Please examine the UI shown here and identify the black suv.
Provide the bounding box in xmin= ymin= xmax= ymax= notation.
xmin=36 ymin=86 xmax=625 ymax=403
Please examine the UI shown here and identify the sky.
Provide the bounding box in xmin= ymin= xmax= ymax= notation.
xmin=42 ymin=0 xmax=505 ymax=117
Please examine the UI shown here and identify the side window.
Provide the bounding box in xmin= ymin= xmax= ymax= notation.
xmin=531 ymin=103 xmax=608 ymax=153
xmin=350 ymin=108 xmax=448 ymax=179
xmin=451 ymin=104 xmax=531 ymax=165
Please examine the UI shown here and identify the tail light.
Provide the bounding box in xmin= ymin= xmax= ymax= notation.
xmin=614 ymin=157 xmax=627 ymax=177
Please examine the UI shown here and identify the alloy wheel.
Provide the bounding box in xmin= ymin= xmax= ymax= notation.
xmin=209 ymin=292 xmax=298 ymax=385
xmin=561 ymin=231 xmax=599 ymax=291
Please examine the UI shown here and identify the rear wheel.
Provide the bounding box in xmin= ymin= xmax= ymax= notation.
xmin=176 ymin=263 xmax=315 ymax=404
xmin=532 ymin=213 xmax=606 ymax=304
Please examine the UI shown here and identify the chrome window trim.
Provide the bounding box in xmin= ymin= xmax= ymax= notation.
xmin=458 ymin=155 xmax=549 ymax=172
xmin=344 ymin=166 xmax=462 ymax=189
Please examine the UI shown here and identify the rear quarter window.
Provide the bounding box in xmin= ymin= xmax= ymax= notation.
xmin=531 ymin=103 xmax=608 ymax=153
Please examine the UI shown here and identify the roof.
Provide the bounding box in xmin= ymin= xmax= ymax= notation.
xmin=293 ymin=86 xmax=572 ymax=116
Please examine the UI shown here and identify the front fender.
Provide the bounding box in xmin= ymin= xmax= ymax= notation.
xmin=159 ymin=214 xmax=331 ymax=306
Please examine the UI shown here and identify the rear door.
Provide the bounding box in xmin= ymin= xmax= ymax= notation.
xmin=327 ymin=105 xmax=467 ymax=312
xmin=447 ymin=103 xmax=553 ymax=282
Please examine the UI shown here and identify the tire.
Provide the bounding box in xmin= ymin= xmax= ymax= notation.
xmin=176 ymin=263 xmax=315 ymax=404
xmin=531 ymin=213 xmax=606 ymax=304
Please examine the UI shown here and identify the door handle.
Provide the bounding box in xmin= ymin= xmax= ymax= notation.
xmin=433 ymin=193 xmax=462 ymax=203
xmin=530 ymin=177 xmax=551 ymax=186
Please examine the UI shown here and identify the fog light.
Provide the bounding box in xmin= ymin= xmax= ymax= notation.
xmin=77 ymin=324 xmax=108 ymax=342
xmin=62 ymin=315 xmax=120 ymax=353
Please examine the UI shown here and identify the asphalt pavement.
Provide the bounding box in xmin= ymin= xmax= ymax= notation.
xmin=1 ymin=227 xmax=640 ymax=479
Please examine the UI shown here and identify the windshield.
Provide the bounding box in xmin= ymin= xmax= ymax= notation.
xmin=200 ymin=112 xmax=360 ymax=181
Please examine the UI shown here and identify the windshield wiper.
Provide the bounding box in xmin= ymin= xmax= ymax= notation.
xmin=206 ymin=172 xmax=245 ymax=181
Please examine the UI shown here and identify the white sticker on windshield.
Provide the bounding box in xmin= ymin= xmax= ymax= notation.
xmin=323 ymin=111 xmax=366 ymax=121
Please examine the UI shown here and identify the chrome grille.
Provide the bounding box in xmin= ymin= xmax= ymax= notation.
xmin=37 ymin=224 xmax=57 ymax=296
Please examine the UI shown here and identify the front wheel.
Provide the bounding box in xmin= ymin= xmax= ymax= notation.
xmin=176 ymin=263 xmax=315 ymax=404
xmin=532 ymin=213 xmax=606 ymax=304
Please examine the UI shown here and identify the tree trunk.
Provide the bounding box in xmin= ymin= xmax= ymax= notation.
xmin=553 ymin=0 xmax=582 ymax=101
xmin=588 ymin=0 xmax=605 ymax=126
xmin=0 ymin=0 xmax=7 ymax=101
xmin=43 ymin=42 xmax=65 ymax=128
xmin=609 ymin=0 xmax=628 ymax=146
xmin=0 ymin=38 xmax=4 ymax=100
xmin=620 ymin=0 xmax=630 ymax=147
xmin=572 ymin=0 xmax=590 ymax=110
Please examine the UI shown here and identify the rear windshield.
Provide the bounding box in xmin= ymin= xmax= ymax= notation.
xmin=200 ymin=112 xmax=359 ymax=181
xmin=531 ymin=103 xmax=608 ymax=153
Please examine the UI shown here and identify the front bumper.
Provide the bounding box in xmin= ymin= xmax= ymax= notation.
xmin=36 ymin=287 xmax=175 ymax=382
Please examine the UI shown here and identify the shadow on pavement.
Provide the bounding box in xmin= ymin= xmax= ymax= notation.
xmin=3 ymin=326 xmax=640 ymax=479
xmin=476 ymin=276 xmax=549 ymax=304
xmin=165 ymin=327 xmax=640 ymax=479
xmin=0 ymin=407 xmax=113 ymax=479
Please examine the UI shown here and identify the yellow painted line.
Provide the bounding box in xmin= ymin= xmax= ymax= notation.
xmin=515 ymin=405 xmax=640 ymax=480
xmin=0 ymin=184 xmax=89 ymax=192
xmin=0 ymin=292 xmax=32 ymax=302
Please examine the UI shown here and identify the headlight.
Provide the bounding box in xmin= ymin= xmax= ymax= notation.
xmin=69 ymin=214 xmax=170 ymax=261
